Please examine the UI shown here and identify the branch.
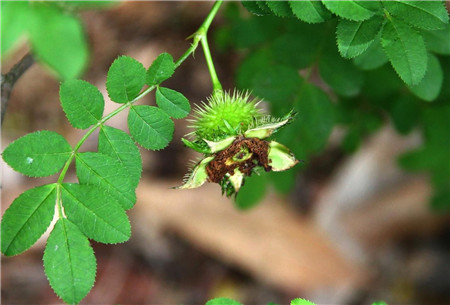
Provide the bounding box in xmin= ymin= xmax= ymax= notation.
xmin=1 ymin=53 xmax=35 ymax=125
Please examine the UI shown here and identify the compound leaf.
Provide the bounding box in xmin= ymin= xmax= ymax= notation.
xmin=2 ymin=131 xmax=72 ymax=177
xmin=155 ymin=87 xmax=191 ymax=119
xmin=1 ymin=1 xmax=30 ymax=55
xmin=337 ymin=15 xmax=384 ymax=58
xmin=409 ymin=53 xmax=443 ymax=102
xmin=128 ymin=105 xmax=174 ymax=150
xmin=146 ymin=52 xmax=175 ymax=86
xmin=43 ymin=218 xmax=96 ymax=305
xmin=266 ymin=1 xmax=294 ymax=18
xmin=29 ymin=3 xmax=88 ymax=79
xmin=61 ymin=183 xmax=131 ymax=243
xmin=255 ymin=1 xmax=273 ymax=15
xmin=289 ymin=1 xmax=331 ymax=23
xmin=75 ymin=152 xmax=136 ymax=210
xmin=98 ymin=126 xmax=142 ymax=188
xmin=1 ymin=184 xmax=56 ymax=256
xmin=60 ymin=79 xmax=105 ymax=129
xmin=383 ymin=0 xmax=449 ymax=30
xmin=106 ymin=56 xmax=146 ymax=103
xmin=321 ymin=1 xmax=380 ymax=21
xmin=381 ymin=17 xmax=427 ymax=86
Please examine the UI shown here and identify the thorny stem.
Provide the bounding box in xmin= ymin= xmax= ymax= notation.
xmin=55 ymin=0 xmax=224 ymax=216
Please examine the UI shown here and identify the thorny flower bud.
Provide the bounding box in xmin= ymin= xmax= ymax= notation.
xmin=177 ymin=90 xmax=298 ymax=197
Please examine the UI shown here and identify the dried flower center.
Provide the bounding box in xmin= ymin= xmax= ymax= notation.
xmin=206 ymin=136 xmax=271 ymax=183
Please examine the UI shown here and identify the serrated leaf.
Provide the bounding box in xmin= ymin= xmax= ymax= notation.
xmin=322 ymin=0 xmax=380 ymax=21
xmin=106 ymin=56 xmax=146 ymax=103
xmin=289 ymin=1 xmax=331 ymax=23
xmin=2 ymin=131 xmax=72 ymax=177
xmin=381 ymin=18 xmax=427 ymax=86
xmin=206 ymin=298 xmax=243 ymax=305
xmin=291 ymin=298 xmax=317 ymax=305
xmin=319 ymin=49 xmax=364 ymax=97
xmin=60 ymin=79 xmax=105 ymax=129
xmin=422 ymin=24 xmax=450 ymax=55
xmin=75 ymin=152 xmax=136 ymax=210
xmin=337 ymin=15 xmax=384 ymax=58
xmin=1 ymin=1 xmax=30 ymax=55
xmin=155 ymin=87 xmax=190 ymax=119
xmin=98 ymin=125 xmax=142 ymax=188
xmin=1 ymin=184 xmax=56 ymax=256
xmin=146 ymin=52 xmax=175 ymax=86
xmin=241 ymin=1 xmax=270 ymax=16
xmin=28 ymin=3 xmax=88 ymax=79
xmin=353 ymin=36 xmax=388 ymax=70
xmin=255 ymin=1 xmax=273 ymax=15
xmin=409 ymin=53 xmax=443 ymax=102
xmin=43 ymin=218 xmax=96 ymax=305
xmin=61 ymin=183 xmax=131 ymax=243
xmin=235 ymin=172 xmax=267 ymax=210
xmin=128 ymin=105 xmax=174 ymax=150
xmin=266 ymin=1 xmax=294 ymax=18
xmin=383 ymin=1 xmax=449 ymax=30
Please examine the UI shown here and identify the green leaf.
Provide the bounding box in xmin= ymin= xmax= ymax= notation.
xmin=146 ymin=52 xmax=175 ymax=86
xmin=422 ymin=24 xmax=450 ymax=55
xmin=241 ymin=1 xmax=271 ymax=16
xmin=75 ymin=152 xmax=136 ymax=210
xmin=2 ymin=131 xmax=72 ymax=177
xmin=155 ymin=87 xmax=191 ymax=119
xmin=43 ymin=218 xmax=96 ymax=305
xmin=59 ymin=79 xmax=105 ymax=129
xmin=353 ymin=36 xmax=388 ymax=70
xmin=381 ymin=17 xmax=427 ymax=86
xmin=255 ymin=1 xmax=273 ymax=15
xmin=266 ymin=1 xmax=294 ymax=18
xmin=1 ymin=1 xmax=30 ymax=55
xmin=269 ymin=169 xmax=298 ymax=194
xmin=321 ymin=1 xmax=380 ymax=21
xmin=128 ymin=105 xmax=174 ymax=150
xmin=106 ymin=56 xmax=146 ymax=103
xmin=1 ymin=184 xmax=56 ymax=256
xmin=371 ymin=302 xmax=387 ymax=305
xmin=98 ymin=126 xmax=142 ymax=188
xmin=206 ymin=298 xmax=243 ymax=305
xmin=272 ymin=30 xmax=321 ymax=69
xmin=28 ymin=3 xmax=88 ymax=79
xmin=288 ymin=84 xmax=335 ymax=156
xmin=409 ymin=53 xmax=443 ymax=102
xmin=250 ymin=64 xmax=303 ymax=104
xmin=235 ymin=173 xmax=267 ymax=210
xmin=382 ymin=1 xmax=449 ymax=30
xmin=291 ymin=298 xmax=317 ymax=305
xmin=289 ymin=1 xmax=331 ymax=23
xmin=61 ymin=183 xmax=131 ymax=243
xmin=319 ymin=49 xmax=364 ymax=97
xmin=337 ymin=15 xmax=384 ymax=58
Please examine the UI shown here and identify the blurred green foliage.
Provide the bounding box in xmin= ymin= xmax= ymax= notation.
xmin=216 ymin=1 xmax=450 ymax=211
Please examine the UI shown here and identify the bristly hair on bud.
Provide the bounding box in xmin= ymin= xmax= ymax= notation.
xmin=188 ymin=90 xmax=262 ymax=141
xmin=177 ymin=89 xmax=299 ymax=198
